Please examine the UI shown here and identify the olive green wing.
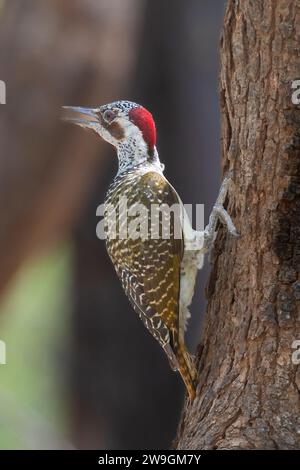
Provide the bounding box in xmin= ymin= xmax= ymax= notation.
xmin=108 ymin=171 xmax=183 ymax=358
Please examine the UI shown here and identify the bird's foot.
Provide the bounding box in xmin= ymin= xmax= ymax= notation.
xmin=203 ymin=171 xmax=239 ymax=252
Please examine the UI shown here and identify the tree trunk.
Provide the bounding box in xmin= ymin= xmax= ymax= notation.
xmin=176 ymin=0 xmax=300 ymax=450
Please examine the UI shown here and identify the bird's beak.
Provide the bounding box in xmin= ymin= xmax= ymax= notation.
xmin=62 ymin=106 xmax=100 ymax=130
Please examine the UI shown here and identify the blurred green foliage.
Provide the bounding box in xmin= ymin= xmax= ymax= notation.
xmin=0 ymin=245 xmax=72 ymax=449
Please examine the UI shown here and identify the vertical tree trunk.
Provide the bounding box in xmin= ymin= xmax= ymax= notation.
xmin=176 ymin=0 xmax=300 ymax=449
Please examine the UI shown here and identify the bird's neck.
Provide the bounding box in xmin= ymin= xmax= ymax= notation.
xmin=116 ymin=143 xmax=163 ymax=175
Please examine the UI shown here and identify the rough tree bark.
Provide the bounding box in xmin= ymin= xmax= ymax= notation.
xmin=176 ymin=0 xmax=300 ymax=449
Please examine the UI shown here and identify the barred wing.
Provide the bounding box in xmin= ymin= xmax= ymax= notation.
xmin=106 ymin=170 xmax=184 ymax=359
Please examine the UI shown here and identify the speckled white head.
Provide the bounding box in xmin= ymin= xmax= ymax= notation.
xmin=63 ymin=100 xmax=162 ymax=173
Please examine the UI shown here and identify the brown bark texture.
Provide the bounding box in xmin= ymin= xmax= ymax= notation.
xmin=176 ymin=0 xmax=300 ymax=450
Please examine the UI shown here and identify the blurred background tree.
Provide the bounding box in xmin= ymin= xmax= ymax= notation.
xmin=0 ymin=0 xmax=226 ymax=449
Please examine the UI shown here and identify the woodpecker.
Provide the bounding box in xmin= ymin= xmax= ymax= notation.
xmin=63 ymin=100 xmax=238 ymax=401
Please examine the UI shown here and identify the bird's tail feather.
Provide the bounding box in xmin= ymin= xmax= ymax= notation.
xmin=174 ymin=342 xmax=197 ymax=401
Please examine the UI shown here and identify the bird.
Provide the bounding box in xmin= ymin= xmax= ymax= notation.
xmin=63 ymin=100 xmax=239 ymax=401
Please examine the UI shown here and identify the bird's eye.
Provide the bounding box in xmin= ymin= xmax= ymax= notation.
xmin=103 ymin=109 xmax=117 ymax=123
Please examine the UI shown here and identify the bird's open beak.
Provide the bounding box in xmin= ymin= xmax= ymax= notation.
xmin=62 ymin=106 xmax=100 ymax=130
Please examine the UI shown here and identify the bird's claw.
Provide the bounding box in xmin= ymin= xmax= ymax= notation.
xmin=203 ymin=171 xmax=239 ymax=251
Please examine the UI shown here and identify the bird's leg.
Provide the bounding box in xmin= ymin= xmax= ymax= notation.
xmin=203 ymin=172 xmax=239 ymax=253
